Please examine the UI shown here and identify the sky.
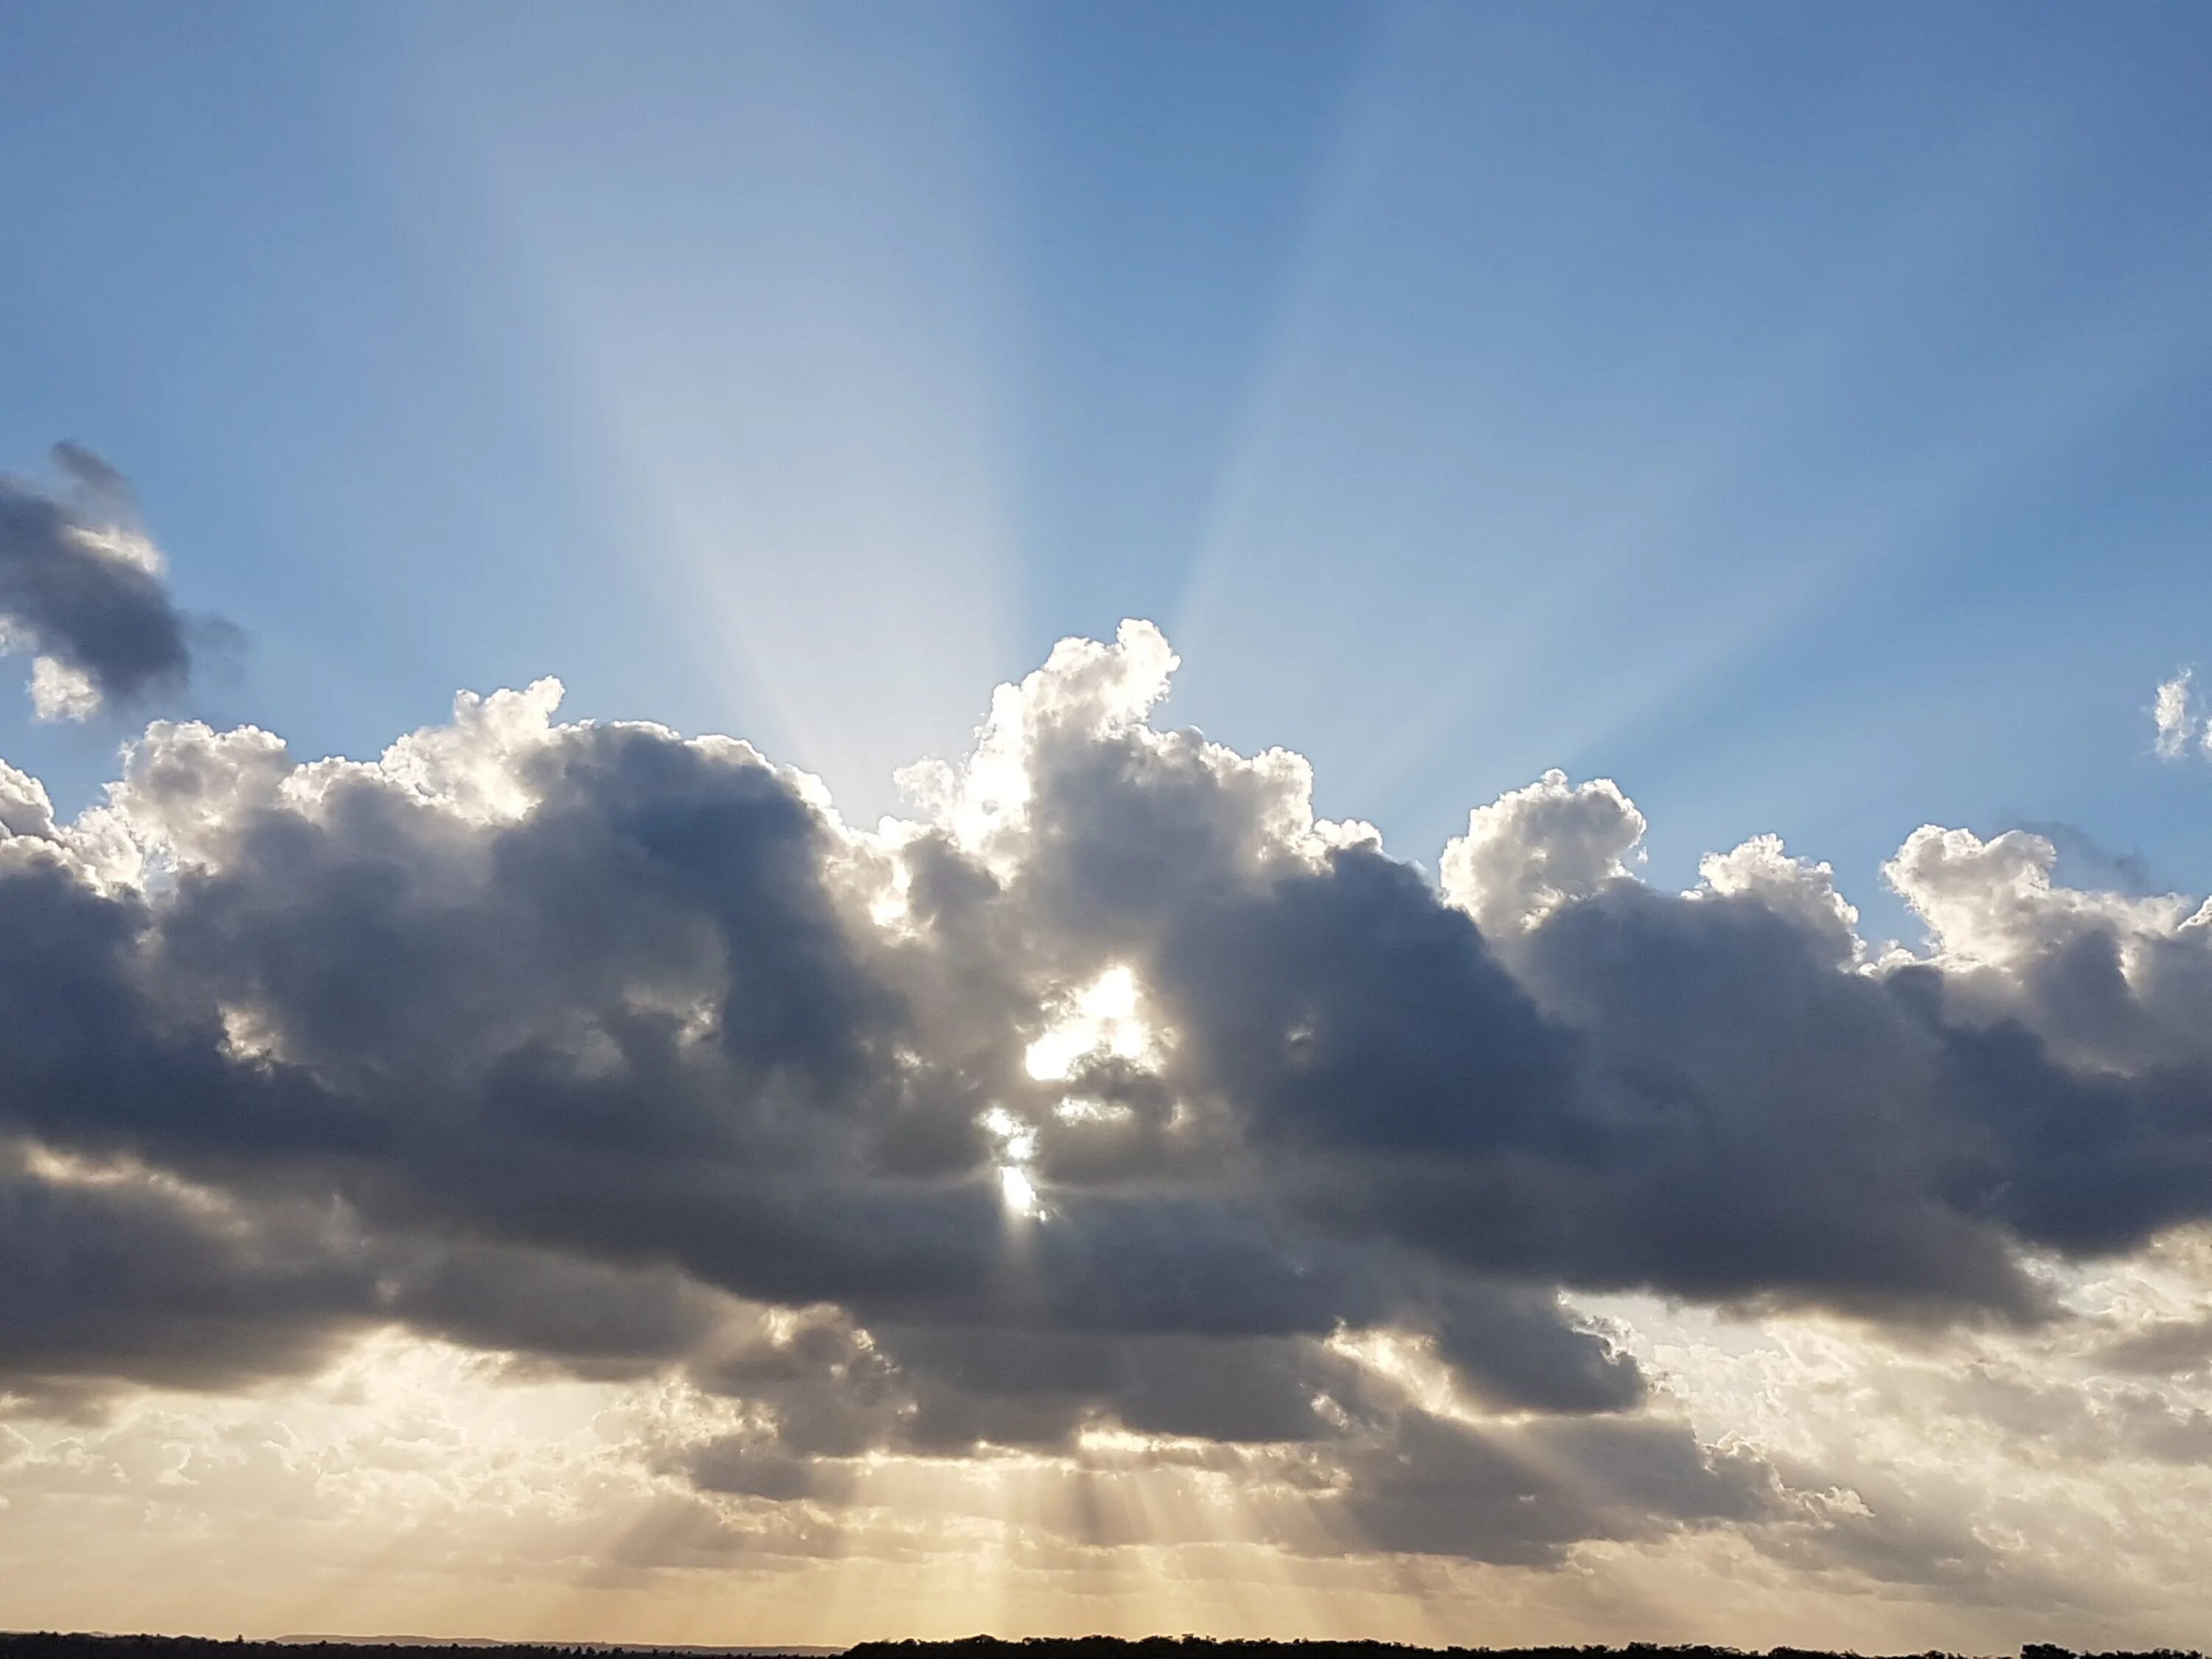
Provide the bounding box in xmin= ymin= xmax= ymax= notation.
xmin=5 ymin=0 xmax=2212 ymax=1649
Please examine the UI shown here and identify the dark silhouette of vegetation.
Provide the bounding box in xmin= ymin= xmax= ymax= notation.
xmin=0 ymin=1635 xmax=2203 ymax=1659
xmin=845 ymin=1637 xmax=2194 ymax=1659
xmin=847 ymin=1641 xmax=2200 ymax=1659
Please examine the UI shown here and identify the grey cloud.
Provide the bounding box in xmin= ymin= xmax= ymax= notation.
xmin=682 ymin=1441 xmax=844 ymax=1506
xmin=1454 ymin=882 xmax=2046 ymax=1315
xmin=0 ymin=447 xmax=215 ymax=717
xmin=1429 ymin=1283 xmax=1646 ymax=1413
xmin=379 ymin=1240 xmax=739 ymax=1380
xmin=1915 ymin=1360 xmax=2212 ymax=1478
xmin=1328 ymin=1408 xmax=1774 ymax=1565
xmin=0 ymin=1144 xmax=372 ymax=1406
xmin=0 ymin=1135 xmax=765 ymax=1407
xmin=2100 ymin=1315 xmax=2212 ymax=1377
xmin=1151 ymin=843 xmax=1582 ymax=1157
xmin=2017 ymin=820 xmax=2160 ymax=898
xmin=1761 ymin=1470 xmax=2008 ymax=1594
xmin=985 ymin=1395 xmax=1773 ymax=1567
xmin=2108 ymin=1389 xmax=2212 ymax=1464
xmin=867 ymin=1327 xmax=1371 ymax=1450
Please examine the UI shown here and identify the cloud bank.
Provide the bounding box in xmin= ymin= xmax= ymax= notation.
xmin=4 ymin=495 xmax=2212 ymax=1640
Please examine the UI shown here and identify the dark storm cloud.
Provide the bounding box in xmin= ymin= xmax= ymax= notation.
xmin=5 ymin=613 xmax=2212 ymax=1568
xmin=0 ymin=446 xmax=210 ymax=716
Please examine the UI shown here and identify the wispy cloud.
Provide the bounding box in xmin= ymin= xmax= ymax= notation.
xmin=2155 ymin=666 xmax=2203 ymax=759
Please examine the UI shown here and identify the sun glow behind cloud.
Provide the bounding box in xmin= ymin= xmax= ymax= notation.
xmin=1023 ymin=967 xmax=1159 ymax=1085
xmin=410 ymin=8 xmax=1023 ymax=823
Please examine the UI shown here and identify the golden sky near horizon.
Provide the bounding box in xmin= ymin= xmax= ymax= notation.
xmin=8 ymin=1241 xmax=2212 ymax=1652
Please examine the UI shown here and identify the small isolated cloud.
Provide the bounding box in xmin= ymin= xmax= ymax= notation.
xmin=0 ymin=445 xmax=217 ymax=720
xmin=2154 ymin=666 xmax=2207 ymax=760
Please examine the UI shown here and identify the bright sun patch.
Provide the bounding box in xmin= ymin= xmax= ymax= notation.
xmin=980 ymin=1105 xmax=1043 ymax=1217
xmin=1023 ymin=964 xmax=1159 ymax=1082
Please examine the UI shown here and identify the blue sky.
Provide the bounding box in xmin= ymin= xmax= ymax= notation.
xmin=6 ymin=0 xmax=2212 ymax=941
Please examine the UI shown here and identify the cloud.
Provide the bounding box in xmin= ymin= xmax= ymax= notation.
xmin=0 ymin=1143 xmax=373 ymax=1409
xmin=7 ymin=601 xmax=2212 ymax=1613
xmin=1440 ymin=767 xmax=1646 ymax=939
xmin=2098 ymin=1312 xmax=2212 ymax=1377
xmin=2149 ymin=664 xmax=2212 ymax=766
xmin=2154 ymin=669 xmax=2197 ymax=759
xmin=0 ymin=445 xmax=220 ymax=719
